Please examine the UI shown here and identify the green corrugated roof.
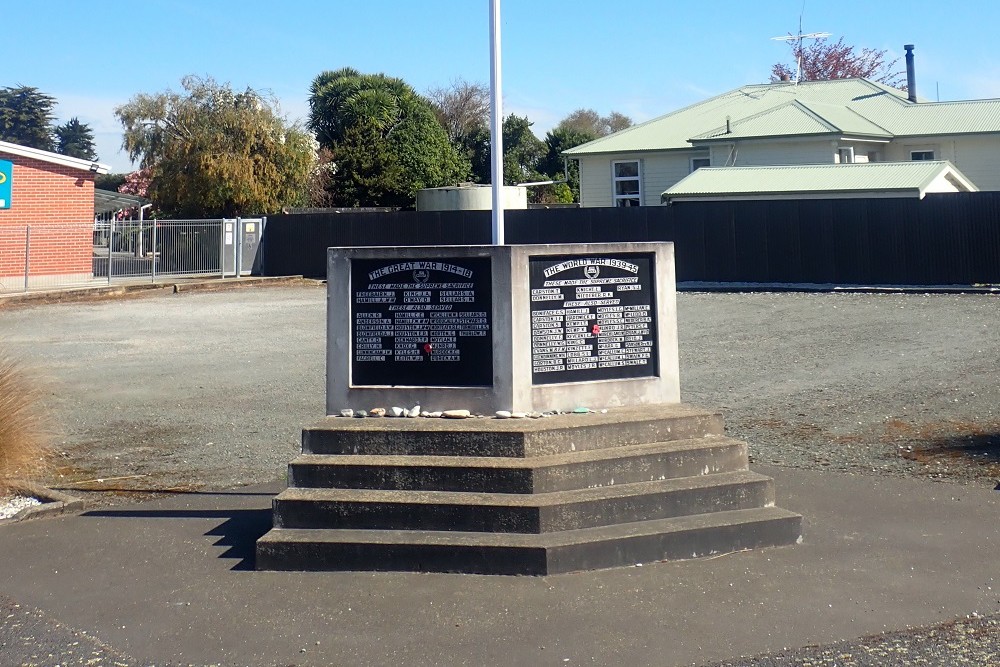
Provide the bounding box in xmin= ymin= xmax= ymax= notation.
xmin=693 ymin=100 xmax=892 ymax=141
xmin=564 ymin=78 xmax=1000 ymax=155
xmin=661 ymin=161 xmax=976 ymax=199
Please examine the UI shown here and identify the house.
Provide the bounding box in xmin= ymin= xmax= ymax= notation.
xmin=0 ymin=139 xmax=109 ymax=289
xmin=564 ymin=52 xmax=1000 ymax=207
xmin=662 ymin=161 xmax=977 ymax=203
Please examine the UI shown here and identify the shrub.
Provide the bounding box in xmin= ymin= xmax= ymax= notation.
xmin=0 ymin=356 xmax=51 ymax=494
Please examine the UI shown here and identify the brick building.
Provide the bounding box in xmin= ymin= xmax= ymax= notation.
xmin=0 ymin=139 xmax=109 ymax=289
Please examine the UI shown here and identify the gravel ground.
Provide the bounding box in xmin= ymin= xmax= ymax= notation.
xmin=679 ymin=290 xmax=1000 ymax=488
xmin=0 ymin=285 xmax=996 ymax=497
xmin=699 ymin=612 xmax=1000 ymax=666
xmin=1 ymin=284 xmax=999 ymax=666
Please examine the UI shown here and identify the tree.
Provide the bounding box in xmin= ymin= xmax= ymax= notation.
xmin=54 ymin=117 xmax=97 ymax=160
xmin=308 ymin=68 xmax=468 ymax=207
xmin=539 ymin=125 xmax=598 ymax=203
xmin=426 ymin=78 xmax=490 ymax=146
xmin=771 ymin=37 xmax=904 ymax=88
xmin=554 ymin=108 xmax=633 ymax=138
xmin=466 ymin=115 xmax=540 ymax=183
xmin=462 ymin=114 xmax=574 ymax=204
xmin=115 ymin=76 xmax=315 ymax=217
xmin=95 ymin=173 xmax=128 ymax=192
xmin=0 ymin=86 xmax=56 ymax=151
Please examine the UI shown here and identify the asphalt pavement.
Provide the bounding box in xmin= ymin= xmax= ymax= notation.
xmin=0 ymin=463 xmax=998 ymax=667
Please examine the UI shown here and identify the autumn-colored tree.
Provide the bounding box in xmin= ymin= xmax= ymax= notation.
xmin=554 ymin=108 xmax=633 ymax=138
xmin=772 ymin=37 xmax=904 ymax=88
xmin=116 ymin=76 xmax=315 ymax=217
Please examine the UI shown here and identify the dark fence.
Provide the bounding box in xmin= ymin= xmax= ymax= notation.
xmin=260 ymin=192 xmax=1000 ymax=286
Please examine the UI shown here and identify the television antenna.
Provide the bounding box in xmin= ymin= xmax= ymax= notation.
xmin=771 ymin=13 xmax=830 ymax=84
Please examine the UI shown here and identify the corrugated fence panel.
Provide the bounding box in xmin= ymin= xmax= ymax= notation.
xmin=260 ymin=193 xmax=1000 ymax=285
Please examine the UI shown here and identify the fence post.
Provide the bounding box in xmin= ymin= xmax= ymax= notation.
xmin=235 ymin=217 xmax=242 ymax=279
xmin=23 ymin=225 xmax=30 ymax=292
xmin=151 ymin=220 xmax=158 ymax=283
xmin=108 ymin=218 xmax=114 ymax=285
xmin=220 ymin=220 xmax=226 ymax=279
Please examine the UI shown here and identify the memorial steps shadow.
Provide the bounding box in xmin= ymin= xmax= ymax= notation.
xmin=83 ymin=505 xmax=273 ymax=571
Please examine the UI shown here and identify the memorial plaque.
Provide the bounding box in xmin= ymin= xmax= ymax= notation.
xmin=529 ymin=253 xmax=658 ymax=384
xmin=351 ymin=257 xmax=493 ymax=387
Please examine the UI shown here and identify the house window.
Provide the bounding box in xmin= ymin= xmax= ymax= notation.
xmin=910 ymin=150 xmax=936 ymax=161
xmin=690 ymin=157 xmax=711 ymax=172
xmin=612 ymin=160 xmax=642 ymax=207
xmin=837 ymin=147 xmax=855 ymax=164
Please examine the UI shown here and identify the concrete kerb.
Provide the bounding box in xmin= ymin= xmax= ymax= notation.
xmin=0 ymin=276 xmax=320 ymax=308
xmin=0 ymin=481 xmax=85 ymax=526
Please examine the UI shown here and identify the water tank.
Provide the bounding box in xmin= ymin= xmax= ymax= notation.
xmin=416 ymin=184 xmax=527 ymax=211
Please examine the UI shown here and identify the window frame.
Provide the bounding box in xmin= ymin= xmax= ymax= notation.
xmin=690 ymin=157 xmax=711 ymax=172
xmin=837 ymin=147 xmax=855 ymax=164
xmin=611 ymin=159 xmax=643 ymax=207
xmin=910 ymin=149 xmax=936 ymax=161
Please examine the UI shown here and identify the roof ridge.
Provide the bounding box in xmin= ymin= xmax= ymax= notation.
xmin=691 ymin=99 xmax=837 ymax=140
xmin=700 ymin=161 xmax=952 ymax=170
xmin=564 ymin=84 xmax=792 ymax=154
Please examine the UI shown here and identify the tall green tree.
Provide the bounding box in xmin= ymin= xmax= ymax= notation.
xmin=0 ymin=86 xmax=56 ymax=150
xmin=308 ymin=68 xmax=468 ymax=207
xmin=54 ymin=117 xmax=97 ymax=160
xmin=465 ymin=114 xmax=572 ymax=204
xmin=540 ymin=126 xmax=598 ymax=203
xmin=116 ymin=76 xmax=315 ymax=217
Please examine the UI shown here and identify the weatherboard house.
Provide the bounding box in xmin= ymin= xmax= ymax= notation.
xmin=564 ymin=74 xmax=1000 ymax=206
xmin=0 ymin=139 xmax=109 ymax=289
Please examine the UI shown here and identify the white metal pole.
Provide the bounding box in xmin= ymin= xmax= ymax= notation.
xmin=23 ymin=226 xmax=30 ymax=292
xmin=489 ymin=0 xmax=504 ymax=245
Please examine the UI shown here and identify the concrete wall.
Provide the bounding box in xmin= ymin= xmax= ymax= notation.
xmin=0 ymin=151 xmax=95 ymax=279
xmin=327 ymin=243 xmax=679 ymax=414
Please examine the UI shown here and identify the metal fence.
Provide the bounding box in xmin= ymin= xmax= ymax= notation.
xmin=1 ymin=219 xmax=240 ymax=294
xmin=260 ymin=193 xmax=1000 ymax=286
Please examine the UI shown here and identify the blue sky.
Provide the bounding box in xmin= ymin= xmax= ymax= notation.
xmin=9 ymin=0 xmax=1000 ymax=172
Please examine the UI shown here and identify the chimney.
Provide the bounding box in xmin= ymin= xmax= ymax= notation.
xmin=905 ymin=44 xmax=917 ymax=102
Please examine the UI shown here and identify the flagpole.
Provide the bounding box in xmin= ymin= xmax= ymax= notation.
xmin=489 ymin=0 xmax=504 ymax=245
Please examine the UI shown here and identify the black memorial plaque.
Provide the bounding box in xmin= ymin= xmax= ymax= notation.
xmin=351 ymin=257 xmax=493 ymax=386
xmin=530 ymin=253 xmax=658 ymax=384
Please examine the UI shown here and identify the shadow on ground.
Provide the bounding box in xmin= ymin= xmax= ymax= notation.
xmin=83 ymin=496 xmax=273 ymax=571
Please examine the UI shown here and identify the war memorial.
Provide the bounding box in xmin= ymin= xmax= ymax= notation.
xmin=256 ymin=242 xmax=802 ymax=574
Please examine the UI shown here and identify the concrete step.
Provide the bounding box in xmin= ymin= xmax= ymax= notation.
xmin=272 ymin=470 xmax=774 ymax=533
xmin=288 ymin=436 xmax=748 ymax=493
xmin=256 ymin=506 xmax=803 ymax=575
xmin=302 ymin=404 xmax=724 ymax=458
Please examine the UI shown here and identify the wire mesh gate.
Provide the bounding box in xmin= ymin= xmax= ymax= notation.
xmin=1 ymin=217 xmax=264 ymax=293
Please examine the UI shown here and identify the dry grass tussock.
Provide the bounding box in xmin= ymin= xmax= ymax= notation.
xmin=0 ymin=355 xmax=52 ymax=494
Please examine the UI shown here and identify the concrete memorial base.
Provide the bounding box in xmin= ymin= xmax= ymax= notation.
xmin=256 ymin=405 xmax=802 ymax=575
xmin=257 ymin=241 xmax=800 ymax=574
xmin=326 ymin=243 xmax=679 ymax=415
